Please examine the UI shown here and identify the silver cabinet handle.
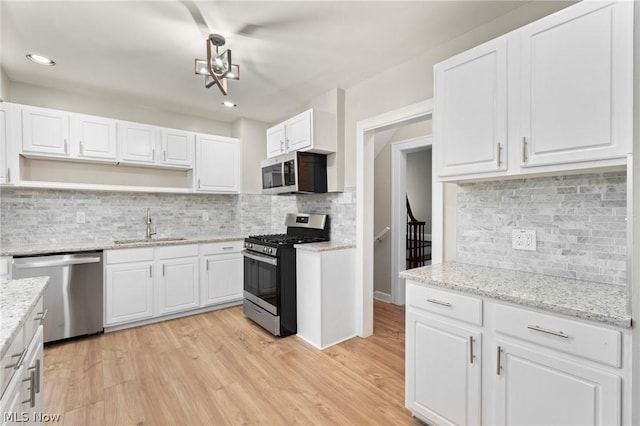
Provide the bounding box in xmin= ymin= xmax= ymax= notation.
xmin=28 ymin=359 xmax=41 ymax=393
xmin=7 ymin=168 xmax=10 ymax=183
xmin=163 ymin=150 xmax=167 ymax=162
xmin=152 ymin=148 xmax=155 ymax=160
xmin=198 ymin=178 xmax=201 ymax=189
xmin=64 ymin=139 xmax=68 ymax=153
xmin=22 ymin=371 xmax=36 ymax=407
xmin=79 ymin=140 xmax=84 ymax=155
xmin=149 ymin=265 xmax=152 ymax=278
xmin=469 ymin=336 xmax=475 ymax=364
xmin=426 ymin=298 xmax=452 ymax=307
xmin=285 ymin=138 xmax=290 ymax=150
xmin=527 ymin=325 xmax=569 ymax=339
xmin=162 ymin=264 xmax=165 ymax=276
xmin=496 ymin=346 xmax=502 ymax=375
xmin=6 ymin=348 xmax=27 ymax=370
xmin=222 ymin=246 xmax=234 ymax=251
xmin=497 ymin=142 xmax=503 ymax=166
xmin=34 ymin=309 xmax=48 ymax=323
xmin=206 ymin=259 xmax=210 ymax=271
xmin=522 ymin=137 xmax=528 ymax=163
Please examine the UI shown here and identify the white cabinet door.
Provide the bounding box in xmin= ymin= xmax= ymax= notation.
xmin=266 ymin=124 xmax=286 ymax=158
xmin=195 ymin=135 xmax=240 ymax=193
xmin=157 ymin=257 xmax=199 ymax=315
xmin=434 ymin=36 xmax=507 ymax=177
xmin=161 ymin=128 xmax=193 ymax=168
xmin=118 ymin=121 xmax=158 ymax=165
xmin=406 ymin=310 xmax=482 ymax=425
xmin=201 ymin=253 xmax=243 ymax=306
xmin=72 ymin=113 xmax=117 ymax=161
xmin=495 ymin=340 xmax=621 ymax=426
xmin=520 ymin=1 xmax=633 ymax=167
xmin=285 ymin=109 xmax=312 ymax=152
xmin=21 ymin=106 xmax=69 ymax=157
xmin=105 ymin=262 xmax=154 ymax=325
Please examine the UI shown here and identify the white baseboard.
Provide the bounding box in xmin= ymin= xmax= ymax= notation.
xmin=374 ymin=291 xmax=391 ymax=303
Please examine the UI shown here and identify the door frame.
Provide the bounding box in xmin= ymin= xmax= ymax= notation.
xmin=391 ymin=135 xmax=432 ymax=305
xmin=356 ymin=99 xmax=440 ymax=337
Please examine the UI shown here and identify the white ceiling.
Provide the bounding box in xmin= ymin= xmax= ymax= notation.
xmin=1 ymin=1 xmax=572 ymax=124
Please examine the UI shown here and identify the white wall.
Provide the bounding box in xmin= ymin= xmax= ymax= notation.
xmin=406 ymin=149 xmax=432 ymax=233
xmin=8 ymin=81 xmax=231 ymax=136
xmin=231 ymin=117 xmax=269 ymax=194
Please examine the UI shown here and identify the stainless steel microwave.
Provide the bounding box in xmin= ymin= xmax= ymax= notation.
xmin=261 ymin=152 xmax=327 ymax=195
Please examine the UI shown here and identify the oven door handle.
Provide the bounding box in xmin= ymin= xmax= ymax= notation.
xmin=242 ymin=250 xmax=278 ymax=266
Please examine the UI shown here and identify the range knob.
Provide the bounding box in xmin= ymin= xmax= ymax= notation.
xmin=268 ymin=248 xmax=273 ymax=254
xmin=249 ymin=243 xmax=253 ymax=249
xmin=263 ymin=247 xmax=267 ymax=253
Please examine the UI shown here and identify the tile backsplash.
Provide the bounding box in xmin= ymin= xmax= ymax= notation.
xmin=456 ymin=172 xmax=627 ymax=285
xmin=0 ymin=187 xmax=356 ymax=251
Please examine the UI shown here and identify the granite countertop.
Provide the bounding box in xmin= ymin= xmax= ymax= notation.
xmin=400 ymin=262 xmax=631 ymax=328
xmin=0 ymin=277 xmax=50 ymax=359
xmin=294 ymin=241 xmax=356 ymax=252
xmin=1 ymin=235 xmax=245 ymax=257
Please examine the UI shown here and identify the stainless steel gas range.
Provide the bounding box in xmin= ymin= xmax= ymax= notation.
xmin=242 ymin=213 xmax=329 ymax=336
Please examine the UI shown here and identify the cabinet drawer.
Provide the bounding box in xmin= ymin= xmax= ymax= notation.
xmin=105 ymin=248 xmax=154 ymax=264
xmin=406 ymin=283 xmax=483 ymax=326
xmin=156 ymin=244 xmax=198 ymax=259
xmin=495 ymin=304 xmax=621 ymax=367
xmin=0 ymin=256 xmax=12 ymax=278
xmin=23 ymin=296 xmax=44 ymax=348
xmin=200 ymin=240 xmax=243 ymax=256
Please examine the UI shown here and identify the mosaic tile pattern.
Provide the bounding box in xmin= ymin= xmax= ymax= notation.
xmin=0 ymin=187 xmax=357 ymax=251
xmin=456 ymin=172 xmax=627 ymax=285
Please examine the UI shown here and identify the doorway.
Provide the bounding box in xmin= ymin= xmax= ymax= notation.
xmin=356 ymin=99 xmax=442 ymax=337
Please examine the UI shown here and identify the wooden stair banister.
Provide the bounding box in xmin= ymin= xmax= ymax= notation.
xmin=406 ymin=195 xmax=431 ymax=269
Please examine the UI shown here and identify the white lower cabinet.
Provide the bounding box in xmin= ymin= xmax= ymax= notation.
xmin=105 ymin=241 xmax=243 ymax=330
xmin=156 ymin=246 xmax=199 ymax=315
xmin=495 ymin=340 xmax=620 ymax=426
xmin=406 ymin=310 xmax=482 ymax=425
xmin=405 ymin=281 xmax=631 ymax=426
xmin=105 ymin=259 xmax=154 ymax=325
xmin=201 ymin=253 xmax=243 ymax=306
xmin=0 ymin=299 xmax=45 ymax=426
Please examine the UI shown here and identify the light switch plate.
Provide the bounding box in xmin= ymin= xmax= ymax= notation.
xmin=512 ymin=229 xmax=536 ymax=251
xmin=76 ymin=211 xmax=86 ymax=224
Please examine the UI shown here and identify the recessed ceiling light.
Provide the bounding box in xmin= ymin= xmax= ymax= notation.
xmin=222 ymin=101 xmax=237 ymax=108
xmin=26 ymin=54 xmax=56 ymax=66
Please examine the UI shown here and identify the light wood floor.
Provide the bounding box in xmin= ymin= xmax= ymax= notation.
xmin=44 ymin=300 xmax=419 ymax=425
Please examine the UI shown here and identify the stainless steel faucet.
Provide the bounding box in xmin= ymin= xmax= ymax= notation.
xmin=146 ymin=208 xmax=157 ymax=239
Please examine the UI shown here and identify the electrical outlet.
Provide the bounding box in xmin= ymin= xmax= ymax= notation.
xmin=512 ymin=229 xmax=536 ymax=251
xmin=202 ymin=212 xmax=209 ymax=222
xmin=76 ymin=211 xmax=86 ymax=224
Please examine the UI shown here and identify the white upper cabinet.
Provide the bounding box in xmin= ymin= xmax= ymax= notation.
xmin=284 ymin=109 xmax=312 ymax=152
xmin=0 ymin=106 xmax=7 ymax=184
xmin=195 ymin=134 xmax=241 ymax=193
xmin=434 ymin=0 xmax=633 ymax=180
xmin=160 ymin=128 xmax=193 ymax=168
xmin=520 ymin=1 xmax=633 ymax=167
xmin=118 ymin=121 xmax=158 ymax=165
xmin=266 ymin=108 xmax=336 ymax=159
xmin=266 ymin=124 xmax=286 ymax=158
xmin=71 ymin=113 xmax=117 ymax=161
xmin=21 ymin=105 xmax=70 ymax=157
xmin=434 ymin=37 xmax=508 ymax=177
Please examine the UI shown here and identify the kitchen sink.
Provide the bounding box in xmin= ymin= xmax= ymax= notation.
xmin=113 ymin=237 xmax=188 ymax=245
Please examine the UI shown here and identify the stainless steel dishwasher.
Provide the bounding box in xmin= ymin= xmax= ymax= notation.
xmin=12 ymin=251 xmax=104 ymax=343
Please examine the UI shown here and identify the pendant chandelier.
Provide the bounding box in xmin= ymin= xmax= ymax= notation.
xmin=194 ymin=34 xmax=240 ymax=96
